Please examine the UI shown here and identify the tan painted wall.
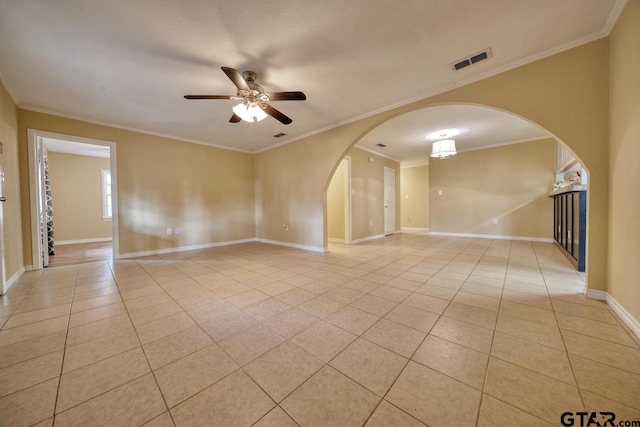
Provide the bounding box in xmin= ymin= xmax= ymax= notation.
xmin=430 ymin=140 xmax=555 ymax=238
xmin=608 ymin=0 xmax=640 ymax=321
xmin=327 ymin=159 xmax=346 ymax=240
xmin=18 ymin=110 xmax=255 ymax=260
xmin=349 ymin=148 xmax=400 ymax=241
xmin=401 ymin=165 xmax=429 ymax=229
xmin=0 ymin=80 xmax=23 ymax=281
xmin=47 ymin=152 xmax=112 ymax=242
xmin=254 ymin=38 xmax=608 ymax=290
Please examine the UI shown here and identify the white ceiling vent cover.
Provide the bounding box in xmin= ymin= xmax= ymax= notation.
xmin=451 ymin=48 xmax=493 ymax=71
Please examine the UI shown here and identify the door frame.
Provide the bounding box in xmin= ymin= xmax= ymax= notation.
xmin=27 ymin=129 xmax=120 ymax=270
xmin=384 ymin=166 xmax=396 ymax=236
xmin=0 ymin=159 xmax=5 ymax=294
xmin=344 ymin=156 xmax=352 ymax=244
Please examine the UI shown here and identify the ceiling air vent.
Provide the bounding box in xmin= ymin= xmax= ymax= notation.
xmin=376 ymin=143 xmax=387 ymax=148
xmin=451 ymin=48 xmax=492 ymax=71
xmin=272 ymin=132 xmax=286 ymax=138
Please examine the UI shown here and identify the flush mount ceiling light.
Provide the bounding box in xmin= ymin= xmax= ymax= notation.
xmin=232 ymin=102 xmax=268 ymax=123
xmin=426 ymin=128 xmax=467 ymax=141
xmin=431 ymin=139 xmax=457 ymax=159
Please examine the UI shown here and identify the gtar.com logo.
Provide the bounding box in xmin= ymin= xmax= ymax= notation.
xmin=561 ymin=412 xmax=616 ymax=427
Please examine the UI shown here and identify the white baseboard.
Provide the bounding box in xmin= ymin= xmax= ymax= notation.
xmin=255 ymin=238 xmax=325 ymax=253
xmin=119 ymin=238 xmax=256 ymax=258
xmin=2 ymin=267 xmax=26 ymax=294
xmin=56 ymin=237 xmax=113 ymax=245
xmin=25 ymin=265 xmax=35 ymax=272
xmin=586 ymin=289 xmax=640 ymax=339
xmin=351 ymin=234 xmax=385 ymax=244
xmin=585 ymin=289 xmax=607 ymax=301
xmin=428 ymin=231 xmax=553 ymax=243
xmin=606 ymin=294 xmax=640 ymax=340
xmin=401 ymin=227 xmax=429 ymax=232
xmin=328 ymin=238 xmax=345 ymax=244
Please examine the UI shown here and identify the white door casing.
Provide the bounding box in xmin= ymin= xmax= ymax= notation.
xmin=384 ymin=167 xmax=395 ymax=236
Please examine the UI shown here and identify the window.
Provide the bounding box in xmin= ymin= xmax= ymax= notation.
xmin=101 ymin=169 xmax=112 ymax=220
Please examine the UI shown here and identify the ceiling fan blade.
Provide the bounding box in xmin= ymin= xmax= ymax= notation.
xmin=221 ymin=67 xmax=250 ymax=91
xmin=184 ymin=95 xmax=232 ymax=100
xmin=267 ymin=91 xmax=307 ymax=101
xmin=263 ymin=104 xmax=293 ymax=125
xmin=229 ymin=113 xmax=242 ymax=123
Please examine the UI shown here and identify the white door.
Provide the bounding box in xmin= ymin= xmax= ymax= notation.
xmin=0 ymin=160 xmax=6 ymax=295
xmin=384 ymin=167 xmax=395 ymax=236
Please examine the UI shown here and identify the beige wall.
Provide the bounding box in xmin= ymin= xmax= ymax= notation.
xmin=18 ymin=110 xmax=255 ymax=260
xmin=430 ymin=139 xmax=555 ymax=238
xmin=327 ymin=159 xmax=346 ymax=240
xmin=608 ymin=0 xmax=640 ymax=320
xmin=349 ymin=148 xmax=400 ymax=241
xmin=0 ymin=80 xmax=23 ymax=281
xmin=255 ymin=39 xmax=609 ymax=291
xmin=47 ymin=152 xmax=112 ymax=242
xmin=401 ymin=165 xmax=429 ymax=229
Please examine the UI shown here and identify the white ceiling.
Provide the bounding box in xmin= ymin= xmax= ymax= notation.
xmin=358 ymin=105 xmax=550 ymax=163
xmin=0 ymin=0 xmax=622 ymax=155
xmin=43 ymin=138 xmax=110 ymax=159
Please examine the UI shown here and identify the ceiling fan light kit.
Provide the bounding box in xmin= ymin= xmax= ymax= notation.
xmin=184 ymin=67 xmax=306 ymax=125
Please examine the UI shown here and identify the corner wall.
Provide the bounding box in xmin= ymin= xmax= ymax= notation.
xmin=47 ymin=152 xmax=112 ymax=242
xmin=429 ymin=139 xmax=555 ymax=239
xmin=0 ymin=80 xmax=23 ymax=282
xmin=255 ymin=38 xmax=609 ymax=290
xmin=18 ymin=110 xmax=255 ymax=261
xmin=401 ymin=165 xmax=429 ymax=230
xmin=608 ymin=0 xmax=640 ymax=321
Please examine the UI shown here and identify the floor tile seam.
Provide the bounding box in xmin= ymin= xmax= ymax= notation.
xmin=0 ymin=313 xmax=71 ymax=333
xmin=479 ymin=391 xmax=563 ymax=426
xmin=459 ymin=240 xmax=504 ymax=427
xmin=60 ymin=337 xmax=143 ymax=375
xmin=50 ymin=270 xmax=78 ymax=427
xmin=531 ymin=246 xmax=588 ymax=413
xmin=53 ymin=368 xmax=153 ymax=418
xmin=557 ymin=325 xmax=640 ymax=349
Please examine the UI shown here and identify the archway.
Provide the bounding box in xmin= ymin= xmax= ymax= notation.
xmin=324 ymin=103 xmax=593 ymax=287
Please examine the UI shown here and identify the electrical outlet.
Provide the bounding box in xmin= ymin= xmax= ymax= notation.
xmin=166 ymin=228 xmax=172 ymax=235
xmin=492 ymin=219 xmax=498 ymax=225
xmin=175 ymin=228 xmax=181 ymax=235
xmin=283 ymin=223 xmax=288 ymax=230
xmin=438 ymin=190 xmax=443 ymax=196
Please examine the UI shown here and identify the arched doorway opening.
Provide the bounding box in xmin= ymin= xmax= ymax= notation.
xmin=324 ymin=103 xmax=591 ymax=286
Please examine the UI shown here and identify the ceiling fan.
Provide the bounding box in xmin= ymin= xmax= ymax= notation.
xmin=184 ymin=67 xmax=306 ymax=125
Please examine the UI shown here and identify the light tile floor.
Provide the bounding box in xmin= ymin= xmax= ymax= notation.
xmin=1 ymin=234 xmax=639 ymax=426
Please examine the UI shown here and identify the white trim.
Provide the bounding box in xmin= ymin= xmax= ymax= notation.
xmin=2 ymin=267 xmax=26 ymax=295
xmin=25 ymin=265 xmax=35 ymax=272
xmin=351 ymin=234 xmax=385 ymax=244
xmin=328 ymin=238 xmax=345 ymax=244
xmin=119 ymin=238 xmax=256 ymax=258
xmin=21 ymin=106 xmax=253 ymax=154
xmin=56 ymin=237 xmax=112 ymax=246
xmin=354 ymin=146 xmax=401 ymax=163
xmin=255 ymin=238 xmax=325 ymax=253
xmin=457 ymin=136 xmax=553 ymax=154
xmin=27 ymin=129 xmax=121 ymax=268
xmin=586 ymin=289 xmax=640 ymax=340
xmin=401 ymin=227 xmax=429 ymax=232
xmin=604 ymin=0 xmax=629 ymax=34
xmin=428 ymin=231 xmax=553 ymax=243
xmin=344 ymin=156 xmax=352 ymax=245
xmin=585 ymin=289 xmax=607 ymax=301
xmin=401 ymin=160 xmax=429 ymax=169
xmin=606 ymin=293 xmax=640 ymax=340
xmin=101 ymin=169 xmax=112 ymax=220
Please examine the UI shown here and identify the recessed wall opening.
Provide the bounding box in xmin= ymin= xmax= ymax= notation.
xmin=27 ymin=129 xmax=119 ymax=270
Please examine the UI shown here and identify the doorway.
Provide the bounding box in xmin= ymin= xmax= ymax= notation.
xmin=327 ymin=157 xmax=352 ymax=244
xmin=384 ymin=166 xmax=396 ymax=235
xmin=0 ymin=157 xmax=5 ymax=294
xmin=28 ymin=129 xmax=119 ymax=269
